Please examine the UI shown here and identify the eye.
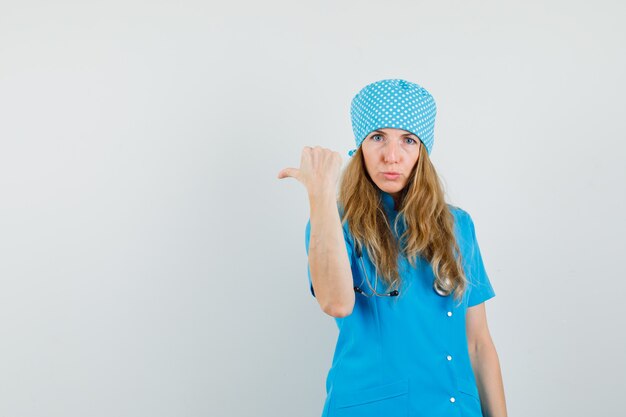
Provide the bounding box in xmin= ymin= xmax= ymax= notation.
xmin=371 ymin=134 xmax=383 ymax=142
xmin=405 ymin=137 xmax=417 ymax=144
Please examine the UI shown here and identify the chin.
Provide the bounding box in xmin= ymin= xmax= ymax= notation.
xmin=375 ymin=181 xmax=406 ymax=194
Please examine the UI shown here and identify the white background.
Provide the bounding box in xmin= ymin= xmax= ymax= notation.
xmin=1 ymin=0 xmax=625 ymax=416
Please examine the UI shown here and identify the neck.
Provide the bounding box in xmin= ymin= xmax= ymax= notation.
xmin=390 ymin=191 xmax=402 ymax=211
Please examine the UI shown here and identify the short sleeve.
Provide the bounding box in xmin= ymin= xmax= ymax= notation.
xmin=304 ymin=215 xmax=354 ymax=298
xmin=464 ymin=213 xmax=496 ymax=307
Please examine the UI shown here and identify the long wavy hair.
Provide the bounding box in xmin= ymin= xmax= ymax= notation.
xmin=337 ymin=142 xmax=468 ymax=304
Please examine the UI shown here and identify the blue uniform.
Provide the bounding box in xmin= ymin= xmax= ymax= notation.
xmin=304 ymin=190 xmax=496 ymax=417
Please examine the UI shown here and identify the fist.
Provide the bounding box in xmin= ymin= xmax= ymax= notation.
xmin=277 ymin=146 xmax=343 ymax=195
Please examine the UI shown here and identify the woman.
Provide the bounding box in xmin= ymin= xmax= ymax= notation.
xmin=278 ymin=79 xmax=507 ymax=417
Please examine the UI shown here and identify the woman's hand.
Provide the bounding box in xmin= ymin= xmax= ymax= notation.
xmin=278 ymin=146 xmax=354 ymax=317
xmin=277 ymin=146 xmax=342 ymax=196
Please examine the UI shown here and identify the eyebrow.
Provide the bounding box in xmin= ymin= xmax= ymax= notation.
xmin=370 ymin=130 xmax=417 ymax=137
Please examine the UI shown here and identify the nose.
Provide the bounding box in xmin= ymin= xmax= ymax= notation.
xmin=383 ymin=138 xmax=400 ymax=163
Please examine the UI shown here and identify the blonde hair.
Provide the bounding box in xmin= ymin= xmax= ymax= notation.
xmin=338 ymin=142 xmax=468 ymax=304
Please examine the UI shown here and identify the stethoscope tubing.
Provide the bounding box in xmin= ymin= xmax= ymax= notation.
xmin=354 ymin=243 xmax=448 ymax=298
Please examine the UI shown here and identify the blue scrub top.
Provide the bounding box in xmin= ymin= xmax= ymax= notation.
xmin=304 ymin=190 xmax=496 ymax=417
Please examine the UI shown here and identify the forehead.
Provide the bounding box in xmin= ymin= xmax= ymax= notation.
xmin=368 ymin=128 xmax=415 ymax=135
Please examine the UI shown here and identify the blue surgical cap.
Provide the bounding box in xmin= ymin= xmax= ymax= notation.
xmin=349 ymin=79 xmax=437 ymax=156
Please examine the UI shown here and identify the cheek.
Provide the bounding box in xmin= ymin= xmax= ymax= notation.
xmin=402 ymin=154 xmax=418 ymax=172
xmin=362 ymin=156 xmax=378 ymax=177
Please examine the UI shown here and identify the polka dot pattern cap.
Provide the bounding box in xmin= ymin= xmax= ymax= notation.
xmin=349 ymin=79 xmax=437 ymax=157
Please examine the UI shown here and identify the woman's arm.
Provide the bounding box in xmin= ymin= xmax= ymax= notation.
xmin=466 ymin=303 xmax=508 ymax=417
xmin=307 ymin=189 xmax=355 ymax=317
xmin=278 ymin=146 xmax=354 ymax=317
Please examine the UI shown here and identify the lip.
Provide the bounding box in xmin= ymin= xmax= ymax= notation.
xmin=382 ymin=172 xmax=401 ymax=180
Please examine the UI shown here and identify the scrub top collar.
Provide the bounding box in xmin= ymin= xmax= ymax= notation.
xmin=379 ymin=190 xmax=406 ymax=242
xmin=380 ymin=190 xmax=398 ymax=215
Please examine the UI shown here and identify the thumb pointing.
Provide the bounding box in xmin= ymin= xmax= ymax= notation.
xmin=277 ymin=167 xmax=299 ymax=180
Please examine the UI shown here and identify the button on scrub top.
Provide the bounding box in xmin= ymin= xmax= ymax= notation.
xmin=304 ymin=190 xmax=496 ymax=417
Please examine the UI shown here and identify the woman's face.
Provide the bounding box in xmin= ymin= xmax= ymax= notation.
xmin=361 ymin=127 xmax=421 ymax=198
